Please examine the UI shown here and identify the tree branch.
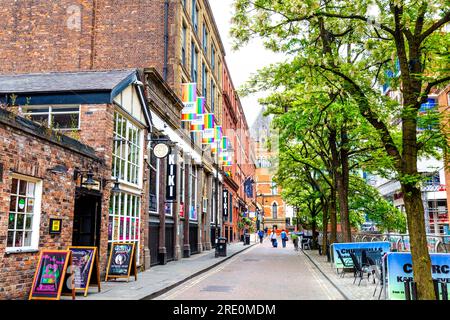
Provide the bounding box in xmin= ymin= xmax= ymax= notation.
xmin=419 ymin=11 xmax=450 ymax=43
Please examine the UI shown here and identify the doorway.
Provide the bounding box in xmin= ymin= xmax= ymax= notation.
xmin=72 ymin=188 xmax=102 ymax=247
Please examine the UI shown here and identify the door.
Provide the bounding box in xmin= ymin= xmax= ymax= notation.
xmin=165 ymin=225 xmax=174 ymax=261
xmin=72 ymin=189 xmax=102 ymax=247
xmin=149 ymin=223 xmax=160 ymax=266
xmin=189 ymin=225 xmax=198 ymax=254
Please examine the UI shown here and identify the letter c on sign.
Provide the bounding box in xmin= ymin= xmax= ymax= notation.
xmin=403 ymin=263 xmax=413 ymax=273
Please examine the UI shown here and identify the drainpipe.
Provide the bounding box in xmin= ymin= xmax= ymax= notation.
xmin=163 ymin=0 xmax=169 ymax=81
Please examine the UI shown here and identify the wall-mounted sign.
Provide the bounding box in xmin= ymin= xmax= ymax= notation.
xmin=29 ymin=250 xmax=71 ymax=300
xmin=49 ymin=218 xmax=62 ymax=234
xmin=223 ymin=189 xmax=229 ymax=217
xmin=153 ymin=143 xmax=170 ymax=159
xmin=166 ymin=153 xmax=177 ymax=202
xmin=105 ymin=243 xmax=137 ymax=282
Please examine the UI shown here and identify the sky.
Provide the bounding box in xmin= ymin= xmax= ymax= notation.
xmin=209 ymin=0 xmax=285 ymax=128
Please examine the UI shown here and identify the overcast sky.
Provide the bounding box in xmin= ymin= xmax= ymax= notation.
xmin=209 ymin=0 xmax=284 ymax=128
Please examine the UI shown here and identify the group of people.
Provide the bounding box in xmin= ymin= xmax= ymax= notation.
xmin=257 ymin=228 xmax=300 ymax=250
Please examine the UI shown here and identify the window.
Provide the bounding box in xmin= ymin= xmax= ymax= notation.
xmin=191 ymin=42 xmax=198 ymax=82
xmin=108 ymin=192 xmax=141 ymax=263
xmin=189 ymin=166 xmax=197 ymax=220
xmin=192 ymin=0 xmax=198 ymax=33
xmin=211 ymin=44 xmax=215 ymax=72
xmin=203 ymin=23 xmax=208 ymax=53
xmin=271 ymin=182 xmax=277 ymax=195
xmin=425 ymin=174 xmax=440 ymax=186
xmin=183 ymin=0 xmax=186 ymax=9
xmin=272 ymin=202 xmax=278 ymax=219
xmin=210 ymin=80 xmax=215 ymax=113
xmin=229 ymin=193 xmax=233 ymax=223
xmin=217 ymin=60 xmax=221 ymax=83
xmin=149 ymin=152 xmax=159 ymax=213
xmin=180 ymin=160 xmax=185 ymax=217
xmin=182 ymin=25 xmax=187 ymax=67
xmin=7 ymin=176 xmax=41 ymax=251
xmin=112 ymin=111 xmax=142 ymax=186
xmin=23 ymin=105 xmax=80 ymax=130
xmin=202 ymin=62 xmax=208 ymax=98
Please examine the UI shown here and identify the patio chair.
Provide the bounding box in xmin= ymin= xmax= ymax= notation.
xmin=373 ymin=257 xmax=388 ymax=300
xmin=349 ymin=252 xmax=371 ymax=286
xmin=336 ymin=250 xmax=354 ymax=278
xmin=366 ymin=256 xmax=378 ymax=284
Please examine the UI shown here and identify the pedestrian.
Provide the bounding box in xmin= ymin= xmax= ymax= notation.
xmin=281 ymin=229 xmax=288 ymax=248
xmin=291 ymin=232 xmax=299 ymax=251
xmin=258 ymin=230 xmax=264 ymax=243
xmin=270 ymin=229 xmax=277 ymax=247
xmin=264 ymin=227 xmax=268 ymax=237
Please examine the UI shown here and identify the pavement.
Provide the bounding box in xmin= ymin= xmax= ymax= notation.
xmin=62 ymin=241 xmax=256 ymax=300
xmin=154 ymin=237 xmax=345 ymax=300
xmin=302 ymin=249 xmax=386 ymax=300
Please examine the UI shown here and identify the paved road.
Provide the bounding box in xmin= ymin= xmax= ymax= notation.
xmin=154 ymin=237 xmax=345 ymax=300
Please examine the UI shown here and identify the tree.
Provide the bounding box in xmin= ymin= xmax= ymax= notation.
xmin=231 ymin=0 xmax=449 ymax=299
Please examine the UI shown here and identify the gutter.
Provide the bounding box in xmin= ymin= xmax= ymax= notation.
xmin=163 ymin=0 xmax=169 ymax=81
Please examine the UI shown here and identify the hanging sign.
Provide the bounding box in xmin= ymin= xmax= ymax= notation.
xmin=166 ymin=153 xmax=177 ymax=202
xmin=29 ymin=250 xmax=71 ymax=300
xmin=63 ymin=246 xmax=101 ymax=297
xmin=223 ymin=189 xmax=229 ymax=217
xmin=105 ymin=243 xmax=137 ymax=282
xmin=153 ymin=143 xmax=170 ymax=159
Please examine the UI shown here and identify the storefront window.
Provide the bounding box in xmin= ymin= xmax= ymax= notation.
xmin=149 ymin=153 xmax=159 ymax=213
xmin=112 ymin=112 xmax=142 ymax=186
xmin=7 ymin=177 xmax=41 ymax=250
xmin=189 ymin=166 xmax=197 ymax=220
xmin=109 ymin=192 xmax=141 ymax=262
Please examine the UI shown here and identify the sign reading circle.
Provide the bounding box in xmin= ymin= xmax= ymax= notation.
xmin=153 ymin=143 xmax=170 ymax=158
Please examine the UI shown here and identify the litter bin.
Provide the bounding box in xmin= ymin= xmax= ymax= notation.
xmin=216 ymin=237 xmax=227 ymax=257
xmin=244 ymin=234 xmax=251 ymax=245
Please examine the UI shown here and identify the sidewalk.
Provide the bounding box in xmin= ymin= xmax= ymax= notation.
xmin=63 ymin=242 xmax=255 ymax=300
xmin=302 ymin=249 xmax=385 ymax=300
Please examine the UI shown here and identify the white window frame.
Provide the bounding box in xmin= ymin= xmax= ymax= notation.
xmin=272 ymin=202 xmax=278 ymax=219
xmin=112 ymin=110 xmax=144 ymax=188
xmin=22 ymin=105 xmax=81 ymax=131
xmin=108 ymin=191 xmax=141 ymax=264
xmin=148 ymin=155 xmax=160 ymax=214
xmin=6 ymin=174 xmax=42 ymax=254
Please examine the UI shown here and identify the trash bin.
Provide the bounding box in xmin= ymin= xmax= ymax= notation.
xmin=216 ymin=237 xmax=227 ymax=257
xmin=244 ymin=234 xmax=251 ymax=245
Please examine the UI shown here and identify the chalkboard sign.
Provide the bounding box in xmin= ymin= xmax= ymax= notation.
xmin=62 ymin=246 xmax=101 ymax=297
xmin=29 ymin=250 xmax=71 ymax=300
xmin=105 ymin=243 xmax=137 ymax=282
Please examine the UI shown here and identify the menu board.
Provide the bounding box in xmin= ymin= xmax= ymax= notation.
xmin=68 ymin=246 xmax=101 ymax=296
xmin=29 ymin=250 xmax=70 ymax=300
xmin=105 ymin=243 xmax=137 ymax=282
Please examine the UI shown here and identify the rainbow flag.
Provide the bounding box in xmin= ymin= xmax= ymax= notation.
xmin=222 ymin=160 xmax=232 ymax=166
xmin=181 ymin=101 xmax=197 ymax=121
xmin=196 ymin=97 xmax=205 ymax=114
xmin=190 ymin=115 xmax=204 ymax=131
xmin=202 ymin=128 xmax=215 ymax=144
xmin=221 ymin=136 xmax=229 ymax=151
xmin=214 ymin=125 xmax=223 ymax=142
xmin=182 ymin=83 xmax=197 ymax=102
xmin=203 ymin=113 xmax=214 ymax=129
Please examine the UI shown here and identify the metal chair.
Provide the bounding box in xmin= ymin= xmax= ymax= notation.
xmin=349 ymin=252 xmax=371 ymax=286
xmin=336 ymin=250 xmax=354 ymax=278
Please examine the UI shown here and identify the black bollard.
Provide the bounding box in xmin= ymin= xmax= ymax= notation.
xmin=411 ymin=281 xmax=418 ymax=300
xmin=404 ymin=280 xmax=411 ymax=300
xmin=441 ymin=282 xmax=448 ymax=301
xmin=433 ymin=280 xmax=440 ymax=300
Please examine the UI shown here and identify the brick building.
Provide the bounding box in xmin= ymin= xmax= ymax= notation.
xmin=0 ymin=69 xmax=153 ymax=299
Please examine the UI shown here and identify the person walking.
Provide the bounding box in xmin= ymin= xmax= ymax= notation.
xmin=270 ymin=229 xmax=277 ymax=247
xmin=281 ymin=229 xmax=288 ymax=248
xmin=291 ymin=232 xmax=299 ymax=251
xmin=258 ymin=230 xmax=264 ymax=243
xmin=264 ymin=227 xmax=268 ymax=237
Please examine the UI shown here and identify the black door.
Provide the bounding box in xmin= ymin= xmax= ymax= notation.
xmin=149 ymin=223 xmax=160 ymax=266
xmin=210 ymin=227 xmax=216 ymax=248
xmin=165 ymin=225 xmax=174 ymax=261
xmin=72 ymin=189 xmax=101 ymax=247
xmin=189 ymin=225 xmax=198 ymax=254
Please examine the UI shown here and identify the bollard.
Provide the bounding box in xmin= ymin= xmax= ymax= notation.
xmin=411 ymin=281 xmax=418 ymax=300
xmin=441 ymin=282 xmax=448 ymax=301
xmin=433 ymin=280 xmax=440 ymax=300
xmin=404 ymin=280 xmax=411 ymax=300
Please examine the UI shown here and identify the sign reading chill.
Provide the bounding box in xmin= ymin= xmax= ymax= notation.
xmin=166 ymin=153 xmax=177 ymax=201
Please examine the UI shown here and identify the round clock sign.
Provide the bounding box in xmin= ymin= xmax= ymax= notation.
xmin=153 ymin=143 xmax=170 ymax=158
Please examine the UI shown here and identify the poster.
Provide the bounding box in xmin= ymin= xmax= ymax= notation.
xmin=332 ymin=241 xmax=390 ymax=269
xmin=386 ymin=252 xmax=450 ymax=300
xmin=29 ymin=250 xmax=70 ymax=300
xmin=69 ymin=247 xmax=95 ymax=289
xmin=106 ymin=243 xmax=136 ymax=280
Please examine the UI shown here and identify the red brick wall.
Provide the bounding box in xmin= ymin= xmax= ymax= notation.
xmin=0 ymin=119 xmax=104 ymax=299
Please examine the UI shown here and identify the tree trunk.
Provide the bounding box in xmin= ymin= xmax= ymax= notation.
xmin=339 ymin=127 xmax=351 ymax=242
xmin=329 ymin=187 xmax=337 ymax=243
xmin=321 ymin=198 xmax=329 ymax=255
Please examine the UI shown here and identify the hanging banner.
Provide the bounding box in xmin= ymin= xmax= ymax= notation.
xmin=223 ymin=189 xmax=229 ymax=217
xmin=166 ymin=153 xmax=177 ymax=201
xmin=202 ymin=128 xmax=215 ymax=144
xmin=190 ymin=114 xmax=205 ymax=131
xmin=203 ymin=113 xmax=214 ymax=129
xmin=181 ymin=83 xmax=197 ymax=103
xmin=386 ymin=252 xmax=450 ymax=300
xmin=221 ymin=136 xmax=229 ymax=151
